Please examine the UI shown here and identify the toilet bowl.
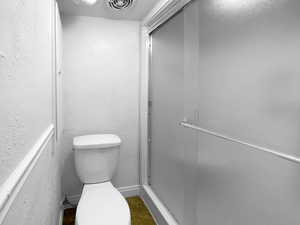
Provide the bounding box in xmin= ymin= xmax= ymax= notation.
xmin=76 ymin=182 xmax=130 ymax=225
xmin=73 ymin=134 xmax=131 ymax=225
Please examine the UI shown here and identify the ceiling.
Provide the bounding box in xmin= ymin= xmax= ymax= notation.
xmin=57 ymin=0 xmax=160 ymax=20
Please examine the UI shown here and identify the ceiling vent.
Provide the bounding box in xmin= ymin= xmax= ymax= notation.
xmin=107 ymin=0 xmax=134 ymax=10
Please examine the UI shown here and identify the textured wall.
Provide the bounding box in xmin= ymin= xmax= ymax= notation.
xmin=0 ymin=0 xmax=53 ymax=184
xmin=2 ymin=139 xmax=62 ymax=225
xmin=62 ymin=16 xmax=140 ymax=196
xmin=0 ymin=0 xmax=62 ymax=224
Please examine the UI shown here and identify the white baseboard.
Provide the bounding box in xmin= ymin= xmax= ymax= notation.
xmin=118 ymin=185 xmax=141 ymax=198
xmin=67 ymin=185 xmax=141 ymax=206
xmin=67 ymin=194 xmax=81 ymax=206
xmin=141 ymin=185 xmax=178 ymax=225
xmin=58 ymin=207 xmax=64 ymax=225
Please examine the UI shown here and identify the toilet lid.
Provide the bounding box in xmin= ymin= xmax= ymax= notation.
xmin=76 ymin=182 xmax=131 ymax=225
xmin=73 ymin=134 xmax=121 ymax=150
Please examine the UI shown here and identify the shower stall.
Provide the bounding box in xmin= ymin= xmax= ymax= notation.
xmin=141 ymin=0 xmax=300 ymax=224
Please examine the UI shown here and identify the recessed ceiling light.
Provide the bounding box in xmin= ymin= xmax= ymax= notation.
xmin=213 ymin=0 xmax=270 ymax=12
xmin=72 ymin=0 xmax=99 ymax=5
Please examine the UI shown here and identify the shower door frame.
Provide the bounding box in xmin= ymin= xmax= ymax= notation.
xmin=139 ymin=0 xmax=191 ymax=224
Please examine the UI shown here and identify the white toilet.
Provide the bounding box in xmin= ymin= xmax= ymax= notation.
xmin=73 ymin=134 xmax=131 ymax=225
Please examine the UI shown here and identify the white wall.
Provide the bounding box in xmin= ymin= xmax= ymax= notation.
xmin=0 ymin=0 xmax=62 ymax=224
xmin=62 ymin=16 xmax=140 ymax=196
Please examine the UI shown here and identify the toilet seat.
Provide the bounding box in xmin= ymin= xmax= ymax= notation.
xmin=75 ymin=182 xmax=131 ymax=225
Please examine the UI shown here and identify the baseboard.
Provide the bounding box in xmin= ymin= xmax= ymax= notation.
xmin=140 ymin=185 xmax=178 ymax=225
xmin=66 ymin=194 xmax=81 ymax=206
xmin=58 ymin=207 xmax=64 ymax=225
xmin=67 ymin=185 xmax=141 ymax=206
xmin=118 ymin=185 xmax=141 ymax=198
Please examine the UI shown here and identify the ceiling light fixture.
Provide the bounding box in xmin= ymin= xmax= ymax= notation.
xmin=213 ymin=0 xmax=270 ymax=12
xmin=72 ymin=0 xmax=99 ymax=5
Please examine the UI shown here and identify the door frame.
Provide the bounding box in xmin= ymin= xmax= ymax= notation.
xmin=51 ymin=1 xmax=62 ymax=142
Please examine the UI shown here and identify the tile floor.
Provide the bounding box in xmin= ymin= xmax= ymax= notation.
xmin=63 ymin=196 xmax=157 ymax=225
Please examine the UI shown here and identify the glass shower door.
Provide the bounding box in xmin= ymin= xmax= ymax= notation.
xmin=188 ymin=0 xmax=300 ymax=224
xmin=149 ymin=0 xmax=300 ymax=224
xmin=149 ymin=10 xmax=185 ymax=224
xmin=149 ymin=7 xmax=199 ymax=224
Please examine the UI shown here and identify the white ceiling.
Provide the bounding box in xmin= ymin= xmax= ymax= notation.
xmin=57 ymin=0 xmax=160 ymax=20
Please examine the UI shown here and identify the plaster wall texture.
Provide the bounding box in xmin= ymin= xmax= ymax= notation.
xmin=0 ymin=0 xmax=63 ymax=224
xmin=62 ymin=16 xmax=140 ymax=196
xmin=2 ymin=140 xmax=62 ymax=225
xmin=0 ymin=0 xmax=53 ymax=184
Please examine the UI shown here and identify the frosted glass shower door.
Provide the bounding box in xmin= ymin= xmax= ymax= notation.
xmin=149 ymin=0 xmax=300 ymax=224
xmin=190 ymin=0 xmax=300 ymax=224
xmin=149 ymin=10 xmax=185 ymax=224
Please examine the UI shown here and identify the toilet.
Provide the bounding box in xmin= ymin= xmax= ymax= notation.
xmin=73 ymin=134 xmax=131 ymax=225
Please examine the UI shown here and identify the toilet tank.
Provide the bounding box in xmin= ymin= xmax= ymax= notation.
xmin=73 ymin=134 xmax=122 ymax=184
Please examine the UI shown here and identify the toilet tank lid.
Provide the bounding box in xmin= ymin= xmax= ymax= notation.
xmin=73 ymin=134 xmax=121 ymax=150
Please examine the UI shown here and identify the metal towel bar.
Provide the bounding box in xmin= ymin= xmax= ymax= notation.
xmin=180 ymin=121 xmax=300 ymax=164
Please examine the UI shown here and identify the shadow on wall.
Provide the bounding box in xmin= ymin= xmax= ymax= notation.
xmin=61 ymin=15 xmax=80 ymax=28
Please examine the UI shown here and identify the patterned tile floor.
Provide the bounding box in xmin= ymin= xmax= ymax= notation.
xmin=63 ymin=196 xmax=157 ymax=225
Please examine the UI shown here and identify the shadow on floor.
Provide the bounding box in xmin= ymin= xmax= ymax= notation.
xmin=63 ymin=196 xmax=157 ymax=225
